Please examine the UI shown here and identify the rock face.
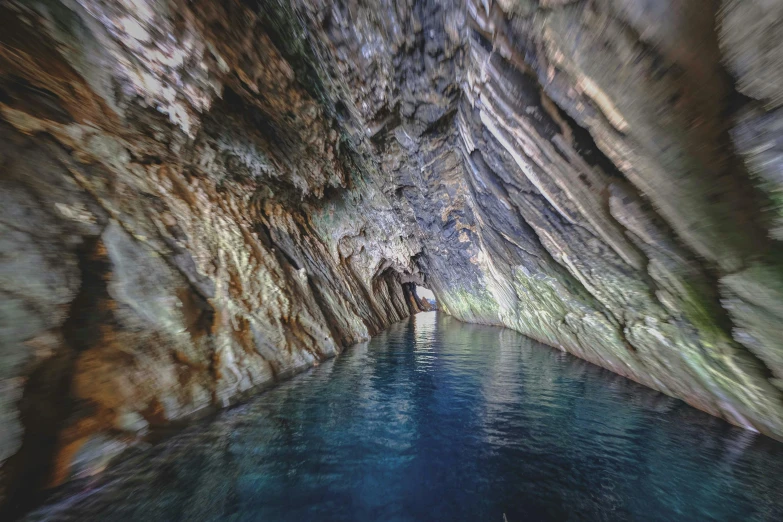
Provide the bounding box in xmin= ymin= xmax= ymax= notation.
xmin=1 ymin=0 xmax=783 ymax=513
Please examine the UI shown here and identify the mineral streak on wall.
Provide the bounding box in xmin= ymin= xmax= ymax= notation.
xmin=1 ymin=0 xmax=783 ymax=514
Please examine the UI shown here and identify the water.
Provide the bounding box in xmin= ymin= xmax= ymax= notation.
xmin=26 ymin=313 xmax=783 ymax=521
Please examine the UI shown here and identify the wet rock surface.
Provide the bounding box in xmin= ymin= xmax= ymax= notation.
xmin=1 ymin=0 xmax=783 ymax=514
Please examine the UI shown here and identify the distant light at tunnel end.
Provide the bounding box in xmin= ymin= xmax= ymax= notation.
xmin=416 ymin=286 xmax=435 ymax=301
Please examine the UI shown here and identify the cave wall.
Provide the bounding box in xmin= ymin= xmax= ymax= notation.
xmin=0 ymin=0 xmax=428 ymax=509
xmin=1 ymin=0 xmax=783 ymax=510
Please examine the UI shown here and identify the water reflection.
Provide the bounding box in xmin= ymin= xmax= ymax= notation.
xmin=25 ymin=313 xmax=783 ymax=521
xmin=413 ymin=309 xmax=437 ymax=373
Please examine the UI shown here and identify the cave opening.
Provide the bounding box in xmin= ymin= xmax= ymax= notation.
xmin=415 ymin=285 xmax=437 ymax=311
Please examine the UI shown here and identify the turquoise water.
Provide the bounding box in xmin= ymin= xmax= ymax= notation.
xmin=27 ymin=312 xmax=783 ymax=521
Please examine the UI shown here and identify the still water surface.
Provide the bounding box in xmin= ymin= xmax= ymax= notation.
xmin=27 ymin=312 xmax=783 ymax=521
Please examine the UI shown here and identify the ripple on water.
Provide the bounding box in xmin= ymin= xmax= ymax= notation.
xmin=24 ymin=312 xmax=783 ymax=522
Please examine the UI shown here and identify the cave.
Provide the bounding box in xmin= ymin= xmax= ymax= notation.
xmin=2 ymin=0 xmax=783 ymax=519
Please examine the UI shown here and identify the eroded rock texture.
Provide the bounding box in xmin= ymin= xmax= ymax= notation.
xmin=1 ymin=0 xmax=783 ymax=512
